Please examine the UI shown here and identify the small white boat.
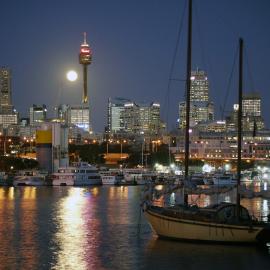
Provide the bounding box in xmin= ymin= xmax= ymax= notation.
xmin=13 ymin=176 xmax=45 ymax=186
xmin=52 ymin=162 xmax=102 ymax=186
xmin=13 ymin=170 xmax=47 ymax=186
xmin=100 ymin=170 xmax=124 ymax=185
xmin=123 ymin=169 xmax=142 ymax=184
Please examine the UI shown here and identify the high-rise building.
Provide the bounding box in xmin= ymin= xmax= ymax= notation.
xmin=190 ymin=69 xmax=209 ymax=102
xmin=0 ymin=67 xmax=13 ymax=114
xmin=68 ymin=104 xmax=90 ymax=132
xmin=242 ymin=92 xmax=264 ymax=131
xmin=226 ymin=93 xmax=265 ymax=132
xmin=107 ymin=98 xmax=161 ymax=135
xmin=138 ymin=102 xmax=161 ymax=134
xmin=107 ymin=98 xmax=131 ymax=133
xmin=0 ymin=67 xmax=18 ymax=129
xmin=29 ymin=104 xmax=47 ymax=125
xmin=179 ymin=69 xmax=214 ymax=129
xmin=242 ymin=93 xmax=261 ymax=117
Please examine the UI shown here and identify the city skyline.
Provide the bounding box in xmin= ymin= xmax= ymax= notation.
xmin=1 ymin=0 xmax=270 ymax=132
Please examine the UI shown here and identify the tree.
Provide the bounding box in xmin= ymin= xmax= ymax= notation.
xmin=149 ymin=144 xmax=175 ymax=166
xmin=69 ymin=144 xmax=105 ymax=164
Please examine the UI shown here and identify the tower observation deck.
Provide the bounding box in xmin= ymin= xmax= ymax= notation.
xmin=79 ymin=32 xmax=92 ymax=104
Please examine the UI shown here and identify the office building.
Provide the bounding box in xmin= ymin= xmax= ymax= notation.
xmin=29 ymin=104 xmax=47 ymax=125
xmin=68 ymin=104 xmax=90 ymax=132
xmin=107 ymin=98 xmax=131 ymax=133
xmin=179 ymin=69 xmax=214 ymax=129
xmin=0 ymin=67 xmax=13 ymax=114
xmin=107 ymin=98 xmax=161 ymax=135
xmin=226 ymin=93 xmax=264 ymax=132
xmin=0 ymin=67 xmax=18 ymax=128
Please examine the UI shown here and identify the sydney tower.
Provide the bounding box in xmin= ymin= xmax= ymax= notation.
xmin=79 ymin=32 xmax=92 ymax=104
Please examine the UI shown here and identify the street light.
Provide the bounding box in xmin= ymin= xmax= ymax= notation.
xmin=119 ymin=139 xmax=127 ymax=161
xmin=140 ymin=131 xmax=145 ymax=167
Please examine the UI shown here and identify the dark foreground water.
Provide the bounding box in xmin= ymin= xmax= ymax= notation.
xmin=0 ymin=186 xmax=270 ymax=270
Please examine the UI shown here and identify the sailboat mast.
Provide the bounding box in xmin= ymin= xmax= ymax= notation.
xmin=237 ymin=38 xmax=243 ymax=218
xmin=184 ymin=0 xmax=192 ymax=195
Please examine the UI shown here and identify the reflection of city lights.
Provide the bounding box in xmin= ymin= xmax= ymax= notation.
xmin=54 ymin=188 xmax=88 ymax=269
xmin=8 ymin=187 xmax=14 ymax=199
xmin=23 ymin=187 xmax=36 ymax=199
xmin=92 ymin=187 xmax=99 ymax=196
xmin=0 ymin=188 xmax=4 ymax=199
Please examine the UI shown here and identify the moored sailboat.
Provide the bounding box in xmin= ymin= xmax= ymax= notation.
xmin=142 ymin=0 xmax=270 ymax=244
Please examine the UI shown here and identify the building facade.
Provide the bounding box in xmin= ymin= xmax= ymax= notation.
xmin=0 ymin=67 xmax=13 ymax=114
xmin=68 ymin=104 xmax=90 ymax=132
xmin=107 ymin=98 xmax=131 ymax=133
xmin=171 ymin=129 xmax=270 ymax=161
xmin=226 ymin=93 xmax=265 ymax=132
xmin=0 ymin=67 xmax=18 ymax=129
xmin=29 ymin=104 xmax=47 ymax=125
xmin=179 ymin=69 xmax=214 ymax=129
xmin=107 ymin=97 xmax=161 ymax=135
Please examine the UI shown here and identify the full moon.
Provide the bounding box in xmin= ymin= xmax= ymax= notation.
xmin=66 ymin=70 xmax=78 ymax=82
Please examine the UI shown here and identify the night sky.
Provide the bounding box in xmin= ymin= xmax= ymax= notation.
xmin=1 ymin=0 xmax=270 ymax=132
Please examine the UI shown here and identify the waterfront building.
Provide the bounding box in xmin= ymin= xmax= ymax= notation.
xmin=171 ymin=129 xmax=270 ymax=161
xmin=29 ymin=104 xmax=47 ymax=125
xmin=179 ymin=69 xmax=214 ymax=129
xmin=194 ymin=120 xmax=226 ymax=133
xmin=36 ymin=122 xmax=69 ymax=173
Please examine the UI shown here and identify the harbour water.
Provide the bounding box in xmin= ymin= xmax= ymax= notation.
xmin=0 ymin=186 xmax=270 ymax=269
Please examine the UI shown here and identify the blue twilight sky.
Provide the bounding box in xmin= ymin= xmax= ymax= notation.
xmin=1 ymin=0 xmax=270 ymax=132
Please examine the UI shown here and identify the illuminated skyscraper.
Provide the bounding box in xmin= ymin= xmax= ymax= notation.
xmin=190 ymin=69 xmax=209 ymax=102
xmin=179 ymin=69 xmax=214 ymax=128
xmin=242 ymin=93 xmax=261 ymax=117
xmin=107 ymin=98 xmax=131 ymax=133
xmin=68 ymin=105 xmax=90 ymax=132
xmin=0 ymin=67 xmax=13 ymax=114
xmin=226 ymin=92 xmax=265 ymax=132
xmin=0 ymin=67 xmax=18 ymax=129
xmin=107 ymin=98 xmax=161 ymax=135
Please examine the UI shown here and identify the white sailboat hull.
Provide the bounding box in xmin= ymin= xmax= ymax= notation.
xmin=145 ymin=209 xmax=264 ymax=243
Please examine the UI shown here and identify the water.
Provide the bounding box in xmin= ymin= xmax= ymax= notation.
xmin=0 ymin=186 xmax=270 ymax=270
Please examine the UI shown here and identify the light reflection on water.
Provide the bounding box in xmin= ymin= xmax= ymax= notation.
xmin=52 ymin=188 xmax=93 ymax=270
xmin=0 ymin=186 xmax=270 ymax=269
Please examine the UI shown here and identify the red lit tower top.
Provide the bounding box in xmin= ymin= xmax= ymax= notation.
xmin=79 ymin=32 xmax=92 ymax=65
